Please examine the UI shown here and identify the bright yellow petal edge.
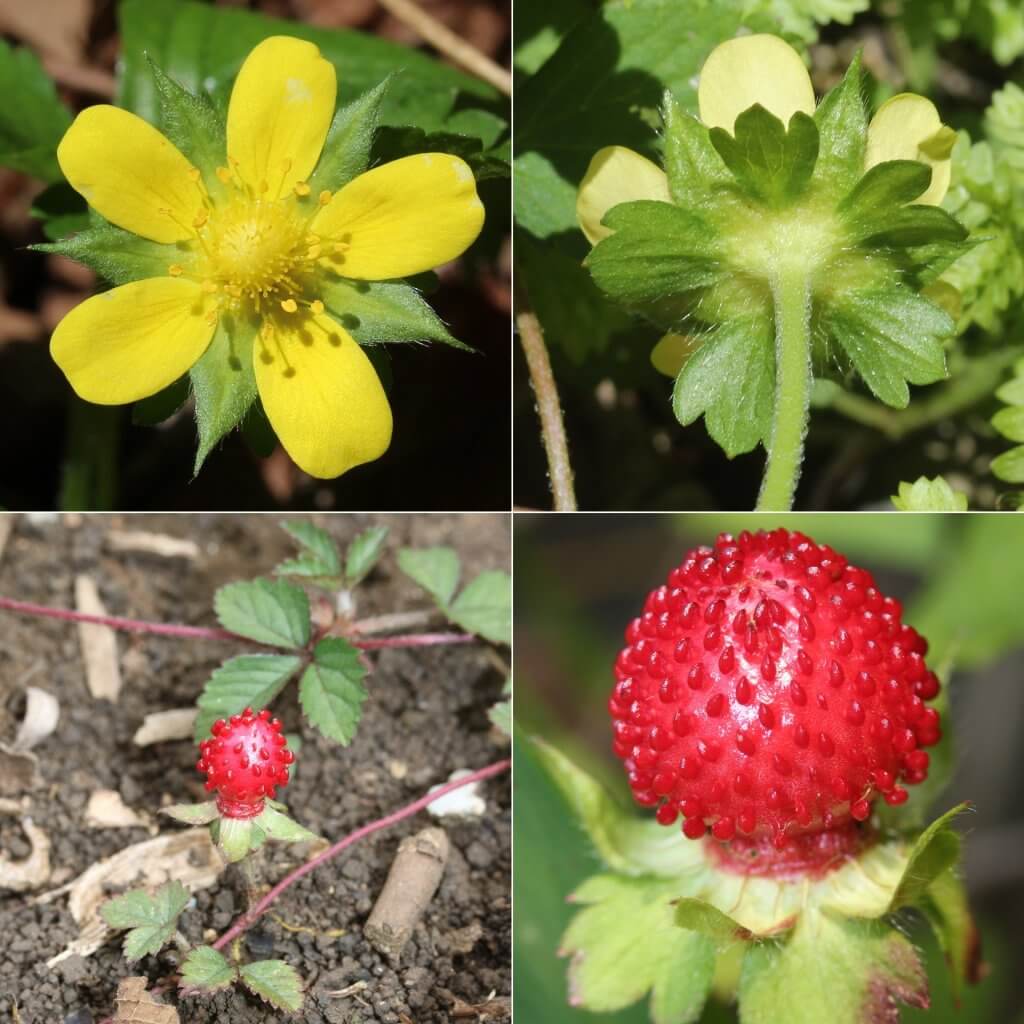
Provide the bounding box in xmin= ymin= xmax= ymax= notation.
xmin=698 ymin=34 xmax=815 ymax=134
xmin=576 ymin=146 xmax=671 ymax=246
xmin=866 ymin=93 xmax=954 ymax=206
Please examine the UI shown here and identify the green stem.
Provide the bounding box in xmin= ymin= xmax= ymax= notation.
xmin=757 ymin=266 xmax=812 ymax=511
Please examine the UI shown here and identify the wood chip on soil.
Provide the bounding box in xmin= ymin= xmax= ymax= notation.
xmin=74 ymin=574 xmax=122 ymax=702
xmin=106 ymin=530 xmax=200 ymax=559
xmin=0 ymin=810 xmax=51 ymax=892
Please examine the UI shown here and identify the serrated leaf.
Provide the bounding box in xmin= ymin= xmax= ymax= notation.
xmin=319 ymin=276 xmax=468 ymax=349
xmin=738 ymin=910 xmax=928 ymax=1024
xmin=674 ymin=898 xmax=751 ymax=942
xmin=239 ymin=959 xmax=304 ymax=1012
xmin=162 ymin=801 xmax=219 ymax=825
xmin=448 ymin=570 xmax=511 ymax=644
xmin=672 ymin=314 xmax=774 ymax=457
xmin=397 ymin=547 xmax=461 ymax=607
xmin=180 ymin=945 xmax=236 ymax=992
xmin=276 ymin=520 xmax=342 ymax=581
xmin=709 ymin=106 xmax=819 ymax=207
xmin=812 ymin=52 xmax=867 ymax=191
xmin=254 ymin=805 xmax=321 ymax=844
xmin=0 ymin=39 xmax=71 ymax=182
xmin=345 ymin=526 xmax=389 ymax=586
xmin=585 ymin=201 xmax=720 ymax=306
xmin=889 ymin=803 xmax=968 ymax=910
xmin=308 ymin=79 xmax=389 ymax=195
xmin=191 ymin=314 xmax=259 ymax=474
xmin=298 ymin=638 xmax=368 ymax=746
xmin=892 ymin=475 xmax=969 ymax=511
xmin=214 ymin=579 xmax=310 ymax=648
xmin=826 ymin=286 xmax=951 ymax=408
xmin=562 ymin=874 xmax=715 ymax=1024
xmin=194 ymin=654 xmax=302 ymax=741
xmin=101 ymin=881 xmax=190 ymax=962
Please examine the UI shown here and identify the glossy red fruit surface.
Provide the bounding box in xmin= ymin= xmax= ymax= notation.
xmin=196 ymin=707 xmax=294 ymax=819
xmin=609 ymin=529 xmax=941 ymax=850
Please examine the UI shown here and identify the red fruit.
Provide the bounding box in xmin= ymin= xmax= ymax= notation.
xmin=609 ymin=529 xmax=941 ymax=858
xmin=196 ymin=707 xmax=294 ymax=819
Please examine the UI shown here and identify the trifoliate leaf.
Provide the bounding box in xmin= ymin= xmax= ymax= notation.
xmin=194 ymin=654 xmax=302 ymax=741
xmin=672 ymin=314 xmax=774 ymax=457
xmin=739 ymin=910 xmax=928 ymax=1024
xmin=308 ymin=79 xmax=388 ymax=195
xmin=214 ymin=578 xmax=311 ymax=648
xmin=448 ymin=570 xmax=511 ymax=645
xmin=397 ymin=546 xmax=461 ymax=607
xmin=298 ymin=638 xmax=368 ymax=746
xmin=180 ymin=945 xmax=236 ymax=993
xmin=344 ymin=526 xmax=389 ymax=586
xmin=811 ymin=51 xmax=866 ymax=191
xmin=709 ymin=106 xmax=819 ymax=208
xmin=892 ymin=476 xmax=969 ymax=511
xmin=239 ymin=959 xmax=304 ymax=1012
xmin=275 ymin=520 xmax=343 ymax=583
xmin=101 ymin=880 xmax=190 ymax=962
xmin=562 ymin=874 xmax=715 ymax=1024
xmin=161 ymin=801 xmax=219 ymax=825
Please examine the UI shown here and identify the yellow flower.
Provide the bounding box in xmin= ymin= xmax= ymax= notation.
xmin=51 ymin=36 xmax=485 ymax=478
xmin=575 ymin=34 xmax=955 ymax=376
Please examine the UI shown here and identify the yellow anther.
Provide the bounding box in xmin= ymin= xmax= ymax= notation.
xmin=201 ymin=279 xmax=218 ymax=294
xmin=193 ymin=208 xmax=209 ymax=228
xmin=307 ymin=233 xmax=320 ymax=244
xmin=307 ymin=245 xmax=322 ymax=260
xmin=318 ymin=190 xmax=332 ymax=206
xmin=332 ymin=241 xmax=349 ymax=254
xmin=168 ymin=264 xmax=184 ymax=277
xmin=216 ymin=166 xmax=232 ymax=184
xmin=293 ymin=181 xmax=311 ymax=197
xmin=310 ymin=300 xmax=325 ymax=316
xmin=188 ymin=167 xmax=201 ymax=182
xmin=280 ymin=298 xmax=298 ymax=313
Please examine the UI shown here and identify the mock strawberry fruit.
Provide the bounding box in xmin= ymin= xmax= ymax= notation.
xmin=609 ymin=529 xmax=941 ymax=854
xmin=196 ymin=707 xmax=295 ymax=819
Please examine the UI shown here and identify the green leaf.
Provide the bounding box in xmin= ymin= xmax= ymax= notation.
xmin=892 ymin=475 xmax=969 ymax=511
xmin=31 ymin=220 xmax=181 ymax=285
xmin=825 ymin=286 xmax=951 ymax=408
xmin=194 ymin=654 xmax=302 ymax=741
xmin=662 ymin=92 xmax=732 ymax=204
xmin=561 ymin=874 xmax=715 ymax=1023
xmin=709 ymin=107 xmax=819 ymax=207
xmin=672 ymin=315 xmax=774 ymax=457
xmin=298 ymin=638 xmax=368 ymax=746
xmin=30 ymin=183 xmax=89 ymax=241
xmin=738 ymin=911 xmax=928 ymax=1024
xmin=180 ymin=945 xmax=236 ymax=992
xmin=397 ymin=546 xmax=461 ymax=607
xmin=308 ymin=79 xmax=389 ymax=195
xmin=345 ymin=526 xmax=389 ymax=586
xmin=585 ymin=201 xmax=720 ymax=306
xmin=0 ymin=39 xmax=71 ymax=182
xmin=675 ymin=898 xmax=752 ymax=942
xmin=889 ymin=803 xmax=968 ymax=910
xmin=239 ymin=959 xmax=304 ymax=1012
xmin=319 ymin=276 xmax=468 ymax=349
xmin=214 ymin=579 xmax=311 ymax=648
xmin=101 ymin=881 xmax=190 ymax=962
xmin=488 ymin=697 xmax=511 ymax=736
xmin=812 ymin=52 xmax=867 ymax=191
xmin=920 ymin=867 xmax=978 ymax=1004
xmin=448 ymin=570 xmax=511 ymax=644
xmin=992 ymin=405 xmax=1024 ymax=442
xmin=253 ymin=805 xmax=321 ymax=844
xmin=276 ymin=520 xmax=342 ymax=582
xmin=191 ymin=314 xmax=259 ymax=474
xmin=990 ymin=444 xmax=1024 ymax=483
xmin=161 ymin=801 xmax=219 ymax=825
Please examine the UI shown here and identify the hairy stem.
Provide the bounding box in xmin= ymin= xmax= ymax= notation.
xmin=758 ymin=266 xmax=812 ymax=511
xmin=0 ymin=595 xmax=473 ymax=651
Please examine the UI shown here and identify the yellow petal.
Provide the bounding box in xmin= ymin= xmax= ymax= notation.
xmin=698 ymin=34 xmax=815 ymax=133
xmin=650 ymin=332 xmax=701 ymax=377
xmin=576 ymin=146 xmax=671 ymax=246
xmin=254 ymin=312 xmax=392 ymax=478
xmin=57 ymin=106 xmax=199 ymax=244
xmin=311 ymin=154 xmax=484 ymax=279
xmin=226 ymin=36 xmax=336 ymax=199
xmin=51 ymin=278 xmax=213 ymax=404
xmin=865 ymin=94 xmax=953 ymax=205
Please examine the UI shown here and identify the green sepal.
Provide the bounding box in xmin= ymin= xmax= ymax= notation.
xmin=920 ymin=866 xmax=979 ymax=1003
xmin=148 ymin=58 xmax=229 ymax=201
xmin=191 ymin=312 xmax=259 ymax=474
xmin=318 ymin=275 xmax=470 ymax=350
xmin=672 ymin=313 xmax=774 ymax=457
xmin=709 ymin=106 xmax=819 ymax=208
xmin=839 ymin=160 xmax=934 ymax=220
xmin=892 ymin=476 xmax=969 ymax=511
xmin=216 ymin=815 xmax=255 ymax=863
xmin=31 ymin=220 xmax=186 ymax=285
xmin=888 ymin=802 xmax=969 ymax=910
xmin=674 ymin=898 xmax=752 ymax=943
xmin=738 ymin=910 xmax=928 ymax=1024
xmin=252 ymin=805 xmax=321 ymax=844
xmin=586 ymin=201 xmax=720 ymax=306
xmin=812 ymin=51 xmax=867 ymax=193
xmin=856 ymin=204 xmax=969 ymax=249
xmin=824 ymin=285 xmax=951 ymax=408
xmin=180 ymin=945 xmax=237 ymax=993
xmin=561 ymin=874 xmax=715 ymax=1024
xmin=308 ymin=78 xmax=389 ymax=196
xmin=662 ymin=91 xmax=731 ymax=204
xmin=161 ymin=801 xmax=220 ymax=825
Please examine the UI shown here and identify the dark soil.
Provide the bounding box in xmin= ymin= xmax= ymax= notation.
xmin=0 ymin=513 xmax=511 ymax=1023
